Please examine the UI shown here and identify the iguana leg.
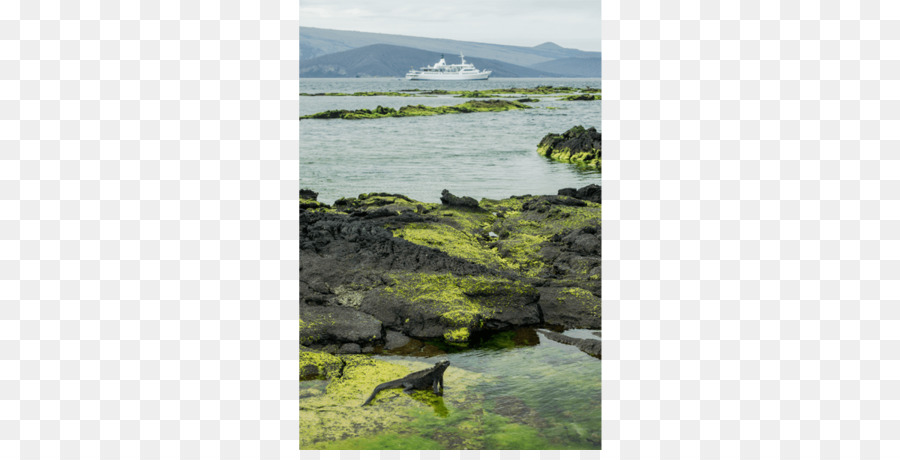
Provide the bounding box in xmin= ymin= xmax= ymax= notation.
xmin=403 ymin=383 xmax=414 ymax=394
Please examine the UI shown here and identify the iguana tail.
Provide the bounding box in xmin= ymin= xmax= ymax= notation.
xmin=361 ymin=380 xmax=403 ymax=406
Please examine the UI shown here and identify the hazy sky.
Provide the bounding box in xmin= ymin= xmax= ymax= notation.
xmin=299 ymin=0 xmax=601 ymax=52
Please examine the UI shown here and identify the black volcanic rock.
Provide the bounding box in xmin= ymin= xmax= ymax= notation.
xmin=299 ymin=189 xmax=318 ymax=200
xmin=558 ymin=184 xmax=602 ymax=204
xmin=440 ymin=189 xmax=481 ymax=209
xmin=537 ymin=126 xmax=601 ymax=169
xmin=299 ymin=306 xmax=383 ymax=348
xmin=299 ymin=189 xmax=600 ymax=352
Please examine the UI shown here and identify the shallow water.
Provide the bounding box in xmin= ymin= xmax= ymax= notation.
xmin=300 ymin=328 xmax=601 ymax=449
xmin=299 ymin=78 xmax=602 ymax=204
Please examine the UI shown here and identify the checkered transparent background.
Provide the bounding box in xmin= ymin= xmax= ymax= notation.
xmin=3 ymin=2 xmax=299 ymax=459
xmin=3 ymin=0 xmax=898 ymax=458
xmin=605 ymin=0 xmax=899 ymax=459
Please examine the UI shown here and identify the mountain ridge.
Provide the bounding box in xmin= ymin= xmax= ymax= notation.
xmin=529 ymin=57 xmax=602 ymax=78
xmin=299 ymin=44 xmax=577 ymax=78
xmin=299 ymin=26 xmax=601 ymax=66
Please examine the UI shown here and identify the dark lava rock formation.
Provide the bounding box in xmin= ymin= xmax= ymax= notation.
xmin=440 ymin=189 xmax=482 ymax=209
xmin=300 ymin=186 xmax=601 ymax=357
xmin=537 ymin=126 xmax=601 ymax=170
xmin=558 ymin=184 xmax=601 ymax=203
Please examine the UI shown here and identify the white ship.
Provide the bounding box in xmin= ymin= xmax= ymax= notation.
xmin=405 ymin=53 xmax=492 ymax=80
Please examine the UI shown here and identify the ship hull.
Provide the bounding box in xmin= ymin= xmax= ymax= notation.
xmin=405 ymin=71 xmax=492 ymax=81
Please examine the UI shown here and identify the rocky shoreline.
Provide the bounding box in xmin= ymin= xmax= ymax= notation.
xmin=300 ymin=185 xmax=601 ymax=371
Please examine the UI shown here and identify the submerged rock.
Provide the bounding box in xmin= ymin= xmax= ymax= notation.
xmin=537 ymin=329 xmax=602 ymax=358
xmin=492 ymin=395 xmax=551 ymax=429
xmin=383 ymin=330 xmax=411 ymax=350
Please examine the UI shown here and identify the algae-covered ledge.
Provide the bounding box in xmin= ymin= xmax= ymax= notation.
xmin=299 ymin=186 xmax=601 ymax=353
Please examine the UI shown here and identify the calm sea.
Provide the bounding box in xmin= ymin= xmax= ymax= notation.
xmin=299 ymin=78 xmax=601 ymax=204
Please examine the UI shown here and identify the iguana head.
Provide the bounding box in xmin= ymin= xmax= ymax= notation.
xmin=435 ymin=360 xmax=450 ymax=371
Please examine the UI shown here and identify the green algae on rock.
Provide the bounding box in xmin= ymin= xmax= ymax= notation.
xmin=373 ymin=192 xmax=601 ymax=279
xmin=300 ymin=347 xmax=345 ymax=381
xmin=443 ymin=327 xmax=471 ymax=346
xmin=300 ymin=355 xmax=487 ymax=449
xmin=560 ymin=94 xmax=601 ymax=101
xmin=537 ymin=126 xmax=601 ymax=170
xmin=299 ymin=189 xmax=331 ymax=211
xmin=369 ymin=273 xmax=540 ymax=345
xmin=299 ymin=305 xmax=383 ymax=349
xmin=300 ymin=187 xmax=600 ymax=351
xmin=300 ymin=356 xmax=419 ymax=448
xmin=299 ymin=99 xmax=531 ymax=120
xmin=538 ymin=286 xmax=602 ymax=330
xmin=392 ymin=222 xmax=514 ymax=272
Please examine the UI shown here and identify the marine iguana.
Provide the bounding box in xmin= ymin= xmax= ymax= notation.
xmin=361 ymin=360 xmax=450 ymax=407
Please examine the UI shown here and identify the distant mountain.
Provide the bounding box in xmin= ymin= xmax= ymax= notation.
xmin=534 ymin=42 xmax=566 ymax=50
xmin=299 ymin=27 xmax=600 ymax=67
xmin=300 ymin=44 xmax=570 ymax=78
xmin=530 ymin=57 xmax=602 ymax=78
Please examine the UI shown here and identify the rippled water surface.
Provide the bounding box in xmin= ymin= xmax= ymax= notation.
xmin=299 ymin=78 xmax=601 ymax=203
xmin=382 ymin=329 xmax=602 ymax=449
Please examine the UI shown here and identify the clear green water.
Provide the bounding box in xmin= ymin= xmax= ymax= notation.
xmin=299 ymin=77 xmax=602 ymax=204
xmin=300 ymin=328 xmax=601 ymax=449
